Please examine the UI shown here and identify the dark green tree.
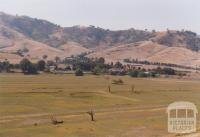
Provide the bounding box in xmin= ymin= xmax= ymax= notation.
xmin=114 ymin=62 xmax=123 ymax=69
xmin=138 ymin=71 xmax=148 ymax=78
xmin=75 ymin=69 xmax=84 ymax=76
xmin=128 ymin=70 xmax=139 ymax=77
xmin=92 ymin=66 xmax=101 ymax=75
xmin=2 ymin=61 xmax=10 ymax=72
xmin=37 ymin=60 xmax=46 ymax=71
xmin=20 ymin=58 xmax=37 ymax=74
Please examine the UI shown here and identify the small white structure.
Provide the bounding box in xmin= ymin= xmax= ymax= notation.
xmin=167 ymin=101 xmax=198 ymax=134
xmin=49 ymin=66 xmax=56 ymax=72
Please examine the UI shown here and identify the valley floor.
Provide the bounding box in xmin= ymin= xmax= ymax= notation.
xmin=1 ymin=74 xmax=200 ymax=137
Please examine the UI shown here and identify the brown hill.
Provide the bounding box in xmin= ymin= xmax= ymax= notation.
xmin=89 ymin=35 xmax=200 ymax=67
xmin=0 ymin=12 xmax=200 ymax=67
xmin=151 ymin=31 xmax=200 ymax=51
xmin=0 ymin=12 xmax=90 ymax=62
xmin=0 ymin=12 xmax=154 ymax=49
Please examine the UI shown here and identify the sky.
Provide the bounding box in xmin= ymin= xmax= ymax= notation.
xmin=0 ymin=0 xmax=199 ymax=33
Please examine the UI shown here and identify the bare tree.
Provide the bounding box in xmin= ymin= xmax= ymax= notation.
xmin=55 ymin=56 xmax=61 ymax=63
xmin=131 ymin=84 xmax=135 ymax=93
xmin=108 ymin=85 xmax=111 ymax=93
xmin=87 ymin=110 xmax=95 ymax=121
xmin=51 ymin=115 xmax=63 ymax=125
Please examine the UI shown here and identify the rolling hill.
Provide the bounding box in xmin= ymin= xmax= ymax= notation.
xmin=88 ymin=40 xmax=200 ymax=67
xmin=0 ymin=12 xmax=200 ymax=67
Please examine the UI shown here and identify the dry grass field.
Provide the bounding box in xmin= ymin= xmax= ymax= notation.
xmin=1 ymin=74 xmax=200 ymax=137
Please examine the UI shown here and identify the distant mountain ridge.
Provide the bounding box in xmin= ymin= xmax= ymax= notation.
xmin=0 ymin=12 xmax=200 ymax=67
xmin=0 ymin=12 xmax=200 ymax=50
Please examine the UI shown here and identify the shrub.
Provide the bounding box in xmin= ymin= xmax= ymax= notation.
xmin=75 ymin=69 xmax=84 ymax=76
xmin=154 ymin=67 xmax=175 ymax=75
xmin=118 ymin=71 xmax=127 ymax=76
xmin=92 ymin=66 xmax=101 ymax=75
xmin=110 ymin=71 xmax=119 ymax=76
xmin=114 ymin=62 xmax=123 ymax=69
xmin=138 ymin=71 xmax=148 ymax=78
xmin=176 ymin=72 xmax=186 ymax=77
xmin=112 ymin=79 xmax=124 ymax=85
xmin=128 ymin=70 xmax=139 ymax=77
xmin=162 ymin=67 xmax=175 ymax=75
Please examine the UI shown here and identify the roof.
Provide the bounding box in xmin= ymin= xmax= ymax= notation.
xmin=167 ymin=101 xmax=198 ymax=113
xmin=49 ymin=66 xmax=56 ymax=68
xmin=57 ymin=64 xmax=67 ymax=69
xmin=109 ymin=68 xmax=123 ymax=71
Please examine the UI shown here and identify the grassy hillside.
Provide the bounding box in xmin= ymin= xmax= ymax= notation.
xmin=1 ymin=12 xmax=200 ymax=67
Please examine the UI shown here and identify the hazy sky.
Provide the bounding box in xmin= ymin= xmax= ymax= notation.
xmin=0 ymin=0 xmax=199 ymax=33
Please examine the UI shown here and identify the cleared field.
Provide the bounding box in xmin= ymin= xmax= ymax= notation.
xmin=1 ymin=74 xmax=200 ymax=137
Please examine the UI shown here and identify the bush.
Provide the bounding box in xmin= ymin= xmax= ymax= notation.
xmin=128 ymin=70 xmax=139 ymax=77
xmin=162 ymin=67 xmax=175 ymax=75
xmin=118 ymin=71 xmax=127 ymax=76
xmin=176 ymin=72 xmax=186 ymax=77
xmin=92 ymin=66 xmax=101 ymax=75
xmin=150 ymin=72 xmax=156 ymax=77
xmin=110 ymin=71 xmax=119 ymax=76
xmin=114 ymin=62 xmax=123 ymax=69
xmin=75 ymin=69 xmax=84 ymax=76
xmin=112 ymin=79 xmax=124 ymax=85
xmin=154 ymin=67 xmax=175 ymax=75
xmin=138 ymin=71 xmax=148 ymax=78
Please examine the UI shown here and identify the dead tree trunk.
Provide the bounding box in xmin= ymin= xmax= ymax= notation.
xmin=108 ymin=85 xmax=111 ymax=93
xmin=88 ymin=110 xmax=95 ymax=121
xmin=51 ymin=116 xmax=64 ymax=125
xmin=131 ymin=84 xmax=135 ymax=93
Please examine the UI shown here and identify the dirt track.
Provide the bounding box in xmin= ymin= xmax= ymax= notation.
xmin=0 ymin=105 xmax=166 ymax=123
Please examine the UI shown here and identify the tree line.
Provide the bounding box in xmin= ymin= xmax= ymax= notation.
xmin=123 ymin=58 xmax=198 ymax=70
xmin=0 ymin=55 xmax=184 ymax=77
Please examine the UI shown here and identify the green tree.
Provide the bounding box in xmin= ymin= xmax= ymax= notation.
xmin=20 ymin=58 xmax=37 ymax=74
xmin=75 ymin=69 xmax=84 ymax=76
xmin=47 ymin=60 xmax=55 ymax=66
xmin=138 ymin=71 xmax=148 ymax=78
xmin=162 ymin=67 xmax=175 ymax=75
xmin=114 ymin=62 xmax=123 ymax=69
xmin=128 ymin=70 xmax=139 ymax=77
xmin=28 ymin=63 xmax=38 ymax=74
xmin=92 ymin=66 xmax=101 ymax=75
xmin=37 ymin=60 xmax=46 ymax=71
xmin=0 ymin=61 xmax=10 ymax=72
xmin=98 ymin=57 xmax=105 ymax=64
xmin=2 ymin=61 xmax=10 ymax=72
